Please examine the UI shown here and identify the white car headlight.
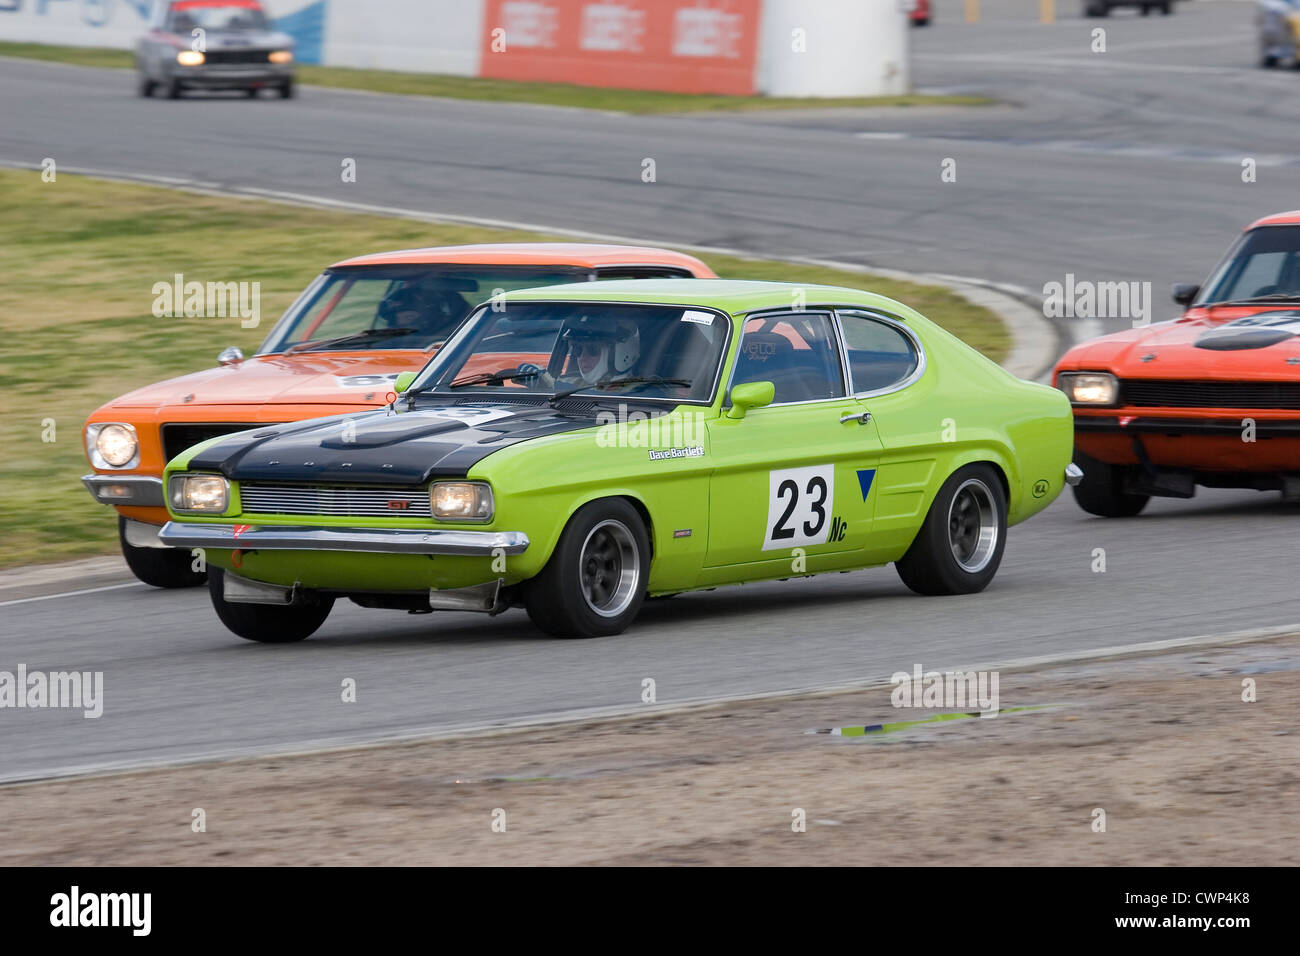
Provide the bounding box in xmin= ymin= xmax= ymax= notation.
xmin=430 ymin=481 xmax=493 ymax=521
xmin=169 ymin=474 xmax=229 ymax=513
xmin=87 ymin=423 xmax=139 ymax=469
xmin=1058 ymin=372 xmax=1119 ymax=406
xmin=176 ymin=50 xmax=205 ymax=66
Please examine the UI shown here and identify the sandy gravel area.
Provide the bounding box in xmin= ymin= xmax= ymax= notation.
xmin=1 ymin=636 xmax=1296 ymax=865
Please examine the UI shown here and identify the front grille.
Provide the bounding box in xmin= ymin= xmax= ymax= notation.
xmin=203 ymin=49 xmax=273 ymax=65
xmin=239 ymin=483 xmax=431 ymax=518
xmin=1121 ymin=379 xmax=1300 ymax=410
xmin=162 ymin=423 xmax=278 ymax=462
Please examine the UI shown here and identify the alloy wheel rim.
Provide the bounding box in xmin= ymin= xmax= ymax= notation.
xmin=948 ymin=478 xmax=998 ymax=573
xmin=579 ymin=519 xmax=639 ymax=618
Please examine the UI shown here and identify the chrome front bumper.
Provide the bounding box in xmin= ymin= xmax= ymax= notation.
xmin=82 ymin=474 xmax=164 ymax=507
xmin=157 ymin=522 xmax=529 ymax=556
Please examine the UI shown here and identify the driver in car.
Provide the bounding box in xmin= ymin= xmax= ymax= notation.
xmin=521 ymin=315 xmax=641 ymax=389
xmin=376 ymin=282 xmax=471 ymax=343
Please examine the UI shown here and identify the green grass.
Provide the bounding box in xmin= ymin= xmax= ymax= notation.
xmin=0 ymin=41 xmax=992 ymax=113
xmin=0 ymin=169 xmax=1007 ymax=569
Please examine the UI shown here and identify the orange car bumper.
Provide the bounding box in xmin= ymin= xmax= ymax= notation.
xmin=1074 ymin=412 xmax=1300 ymax=473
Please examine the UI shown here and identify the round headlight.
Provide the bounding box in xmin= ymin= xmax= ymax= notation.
xmin=96 ymin=424 xmax=138 ymax=467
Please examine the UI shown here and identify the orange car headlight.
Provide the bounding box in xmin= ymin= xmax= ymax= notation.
xmin=1058 ymin=372 xmax=1119 ymax=406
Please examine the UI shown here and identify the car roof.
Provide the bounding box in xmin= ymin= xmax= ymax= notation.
xmin=329 ymin=243 xmax=713 ymax=274
xmin=1247 ymin=211 xmax=1300 ymax=229
xmin=498 ymin=278 xmax=910 ymax=316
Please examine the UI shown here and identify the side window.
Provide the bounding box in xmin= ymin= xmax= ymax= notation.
xmin=838 ymin=312 xmax=920 ymax=393
xmin=730 ymin=312 xmax=844 ymax=404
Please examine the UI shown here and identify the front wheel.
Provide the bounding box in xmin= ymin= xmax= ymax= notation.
xmin=1070 ymin=449 xmax=1149 ymax=517
xmin=119 ymin=517 xmax=207 ymax=588
xmin=525 ymin=499 xmax=649 ymax=638
xmin=207 ymin=568 xmax=334 ymax=643
xmin=896 ymin=464 xmax=1007 ymax=596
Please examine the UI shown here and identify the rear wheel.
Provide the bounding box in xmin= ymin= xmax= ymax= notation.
xmin=119 ymin=517 xmax=207 ymax=588
xmin=525 ymin=499 xmax=649 ymax=638
xmin=207 ymin=567 xmax=334 ymax=643
xmin=896 ymin=464 xmax=1007 ymax=596
xmin=1070 ymin=449 xmax=1150 ymax=517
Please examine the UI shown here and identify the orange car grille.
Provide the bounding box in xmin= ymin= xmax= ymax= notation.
xmin=162 ymin=423 xmax=282 ymax=462
xmin=1121 ymin=379 xmax=1300 ymax=410
xmin=239 ymin=483 xmax=432 ymax=518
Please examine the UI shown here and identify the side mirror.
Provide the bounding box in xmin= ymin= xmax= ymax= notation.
xmin=726 ymin=381 xmax=775 ymax=420
xmin=217 ymin=346 xmax=244 ymax=366
xmin=393 ymin=371 xmax=417 ymax=393
xmin=1171 ymin=283 xmax=1200 ymax=307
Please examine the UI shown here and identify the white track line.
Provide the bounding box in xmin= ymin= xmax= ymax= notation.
xmin=0 ymin=582 xmax=145 ymax=607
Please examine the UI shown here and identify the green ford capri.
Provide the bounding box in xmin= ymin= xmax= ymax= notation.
xmin=159 ymin=279 xmax=1078 ymax=641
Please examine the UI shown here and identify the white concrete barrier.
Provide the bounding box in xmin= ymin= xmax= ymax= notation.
xmin=758 ymin=0 xmax=910 ymax=97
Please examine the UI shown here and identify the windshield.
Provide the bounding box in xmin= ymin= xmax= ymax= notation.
xmin=258 ymin=265 xmax=590 ymax=354
xmin=409 ymin=301 xmax=729 ymax=404
xmin=168 ymin=4 xmax=269 ymax=31
xmin=1197 ymin=225 xmax=1300 ymax=305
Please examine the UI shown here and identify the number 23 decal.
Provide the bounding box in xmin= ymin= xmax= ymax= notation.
xmin=763 ymin=465 xmax=835 ymax=550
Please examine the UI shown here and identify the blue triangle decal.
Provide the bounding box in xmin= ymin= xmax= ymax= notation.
xmin=856 ymin=468 xmax=876 ymax=501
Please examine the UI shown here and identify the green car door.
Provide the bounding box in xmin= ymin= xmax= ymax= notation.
xmin=703 ymin=310 xmax=884 ymax=574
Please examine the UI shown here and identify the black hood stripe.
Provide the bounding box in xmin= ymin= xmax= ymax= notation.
xmin=184 ymin=401 xmax=647 ymax=484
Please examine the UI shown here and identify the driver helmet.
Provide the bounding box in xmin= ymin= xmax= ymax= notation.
xmin=558 ymin=315 xmax=640 ymax=383
xmin=377 ymin=282 xmax=466 ymax=337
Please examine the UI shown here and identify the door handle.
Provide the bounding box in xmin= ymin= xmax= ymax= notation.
xmin=839 ymin=411 xmax=872 ymax=425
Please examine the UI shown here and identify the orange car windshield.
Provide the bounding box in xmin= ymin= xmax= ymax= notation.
xmin=1199 ymin=225 xmax=1300 ymax=306
xmin=258 ymin=265 xmax=589 ymax=355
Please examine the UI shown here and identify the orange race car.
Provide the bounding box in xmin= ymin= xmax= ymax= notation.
xmin=1054 ymin=211 xmax=1300 ymax=516
xmin=83 ymin=243 xmax=714 ymax=586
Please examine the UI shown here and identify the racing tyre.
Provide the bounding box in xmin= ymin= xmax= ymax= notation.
xmin=119 ymin=517 xmax=207 ymax=588
xmin=137 ymin=75 xmax=156 ymax=97
xmin=895 ymin=464 xmax=1007 ymax=596
xmin=280 ymin=79 xmax=295 ymax=99
xmin=1070 ymin=449 xmax=1149 ymax=517
xmin=246 ymin=86 xmax=259 ymax=98
xmin=1160 ymin=1 xmax=1172 ymax=12
xmin=525 ymin=499 xmax=649 ymax=638
xmin=165 ymin=79 xmax=183 ymax=99
xmin=207 ymin=567 xmax=334 ymax=643
xmin=1140 ymin=4 xmax=1151 ymax=14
